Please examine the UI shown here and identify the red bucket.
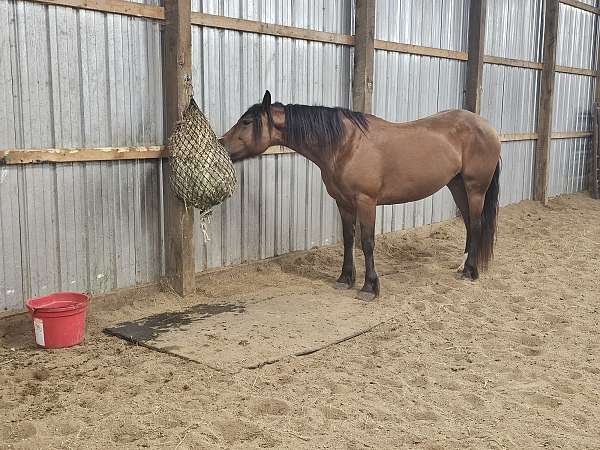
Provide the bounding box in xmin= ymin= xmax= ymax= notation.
xmin=26 ymin=292 xmax=90 ymax=349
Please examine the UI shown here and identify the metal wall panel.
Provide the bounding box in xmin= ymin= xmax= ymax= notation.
xmin=191 ymin=23 xmax=351 ymax=270
xmin=548 ymin=138 xmax=590 ymax=197
xmin=375 ymin=0 xmax=469 ymax=52
xmin=0 ymin=161 xmax=162 ymax=311
xmin=372 ymin=50 xmax=467 ymax=234
xmin=552 ymin=72 xmax=595 ymax=132
xmin=191 ymin=0 xmax=352 ymax=34
xmin=549 ymin=2 xmax=597 ymax=197
xmin=0 ymin=2 xmax=164 ymax=310
xmin=485 ymin=0 xmax=544 ymax=62
xmin=498 ymin=141 xmax=536 ymax=206
xmin=481 ymin=64 xmax=541 ymax=133
xmin=557 ymin=2 xmax=597 ymax=70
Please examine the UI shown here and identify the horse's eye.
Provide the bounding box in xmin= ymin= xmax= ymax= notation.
xmin=241 ymin=119 xmax=252 ymax=126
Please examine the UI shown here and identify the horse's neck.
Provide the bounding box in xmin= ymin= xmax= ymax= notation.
xmin=283 ymin=142 xmax=332 ymax=173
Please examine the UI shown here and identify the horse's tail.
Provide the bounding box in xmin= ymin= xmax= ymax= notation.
xmin=478 ymin=161 xmax=500 ymax=271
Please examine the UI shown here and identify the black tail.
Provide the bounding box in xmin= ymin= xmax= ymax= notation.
xmin=478 ymin=162 xmax=500 ymax=270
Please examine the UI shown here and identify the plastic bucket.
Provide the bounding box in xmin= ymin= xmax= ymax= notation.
xmin=26 ymin=292 xmax=90 ymax=348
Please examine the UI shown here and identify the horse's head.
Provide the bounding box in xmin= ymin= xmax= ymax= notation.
xmin=220 ymin=90 xmax=284 ymax=162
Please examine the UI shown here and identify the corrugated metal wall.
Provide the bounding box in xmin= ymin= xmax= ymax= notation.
xmin=372 ymin=0 xmax=469 ymax=233
xmin=1 ymin=0 xmax=598 ymax=311
xmin=0 ymin=0 xmax=164 ymax=310
xmin=549 ymin=2 xmax=598 ymax=195
xmin=190 ymin=0 xmax=353 ymax=270
xmin=481 ymin=0 xmax=543 ymax=206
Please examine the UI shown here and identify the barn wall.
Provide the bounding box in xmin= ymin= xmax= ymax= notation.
xmin=0 ymin=1 xmax=164 ymax=310
xmin=481 ymin=0 xmax=543 ymax=206
xmin=1 ymin=0 xmax=599 ymax=311
xmin=549 ymin=2 xmax=597 ymax=196
xmin=190 ymin=0 xmax=353 ymax=270
xmin=370 ymin=0 xmax=468 ymax=234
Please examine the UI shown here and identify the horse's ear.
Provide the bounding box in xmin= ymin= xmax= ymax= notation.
xmin=262 ymin=90 xmax=272 ymax=110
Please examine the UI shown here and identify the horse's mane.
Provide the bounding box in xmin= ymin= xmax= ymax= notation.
xmin=241 ymin=102 xmax=369 ymax=149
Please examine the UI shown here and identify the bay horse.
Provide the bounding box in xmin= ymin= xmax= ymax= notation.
xmin=220 ymin=91 xmax=501 ymax=301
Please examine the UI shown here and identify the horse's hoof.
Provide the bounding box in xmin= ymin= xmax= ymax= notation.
xmin=461 ymin=267 xmax=479 ymax=281
xmin=335 ymin=282 xmax=353 ymax=290
xmin=357 ymin=291 xmax=377 ymax=302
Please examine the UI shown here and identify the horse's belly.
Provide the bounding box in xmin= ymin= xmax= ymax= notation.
xmin=378 ymin=160 xmax=458 ymax=205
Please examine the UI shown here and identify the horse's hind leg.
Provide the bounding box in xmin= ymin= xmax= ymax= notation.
xmin=463 ymin=190 xmax=486 ymax=280
xmin=447 ymin=175 xmax=470 ymax=271
xmin=335 ymin=203 xmax=356 ymax=289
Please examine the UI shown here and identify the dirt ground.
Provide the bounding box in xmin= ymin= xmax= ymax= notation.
xmin=1 ymin=193 xmax=600 ymax=449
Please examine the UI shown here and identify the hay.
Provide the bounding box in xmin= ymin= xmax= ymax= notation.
xmin=168 ymin=97 xmax=237 ymax=216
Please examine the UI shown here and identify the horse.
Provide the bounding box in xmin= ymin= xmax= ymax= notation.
xmin=219 ymin=91 xmax=501 ymax=301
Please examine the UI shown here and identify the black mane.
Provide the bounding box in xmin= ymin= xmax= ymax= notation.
xmin=241 ymin=102 xmax=369 ymax=149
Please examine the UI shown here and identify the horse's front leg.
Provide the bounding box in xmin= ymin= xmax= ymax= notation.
xmin=356 ymin=196 xmax=379 ymax=302
xmin=335 ymin=203 xmax=356 ymax=289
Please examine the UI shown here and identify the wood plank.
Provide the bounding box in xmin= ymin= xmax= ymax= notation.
xmin=32 ymin=0 xmax=164 ymax=20
xmin=162 ymin=0 xmax=195 ymax=297
xmin=484 ymin=56 xmax=597 ymax=77
xmin=191 ymin=12 xmax=353 ymax=46
xmin=352 ymin=0 xmax=376 ymax=114
xmin=559 ymin=0 xmax=600 ymax=15
xmin=484 ymin=55 xmax=543 ymax=71
xmin=352 ymin=0 xmax=376 ymax=249
xmin=2 ymin=131 xmax=594 ymax=165
xmin=551 ymin=131 xmax=593 ymax=139
xmin=555 ymin=65 xmax=598 ymax=77
xmin=0 ymin=146 xmax=166 ymax=164
xmin=499 ymin=133 xmax=538 ymax=142
xmin=465 ymin=0 xmax=487 ymax=113
xmin=534 ymin=0 xmax=560 ymax=204
xmin=374 ymin=40 xmax=468 ymax=61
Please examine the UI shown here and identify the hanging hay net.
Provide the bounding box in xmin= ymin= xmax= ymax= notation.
xmin=168 ymin=97 xmax=237 ymax=217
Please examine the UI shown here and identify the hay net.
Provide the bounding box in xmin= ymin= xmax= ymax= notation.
xmin=168 ymin=97 xmax=237 ymax=216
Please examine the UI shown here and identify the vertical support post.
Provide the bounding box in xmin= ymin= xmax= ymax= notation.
xmin=465 ymin=0 xmax=487 ymax=114
xmin=351 ymin=0 xmax=376 ymax=248
xmin=534 ymin=0 xmax=560 ymax=204
xmin=589 ymin=15 xmax=600 ymax=199
xmin=352 ymin=0 xmax=376 ymax=114
xmin=162 ymin=0 xmax=195 ymax=296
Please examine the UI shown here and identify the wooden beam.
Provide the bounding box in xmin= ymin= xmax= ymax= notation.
xmin=590 ymin=19 xmax=600 ymax=198
xmin=351 ymin=0 xmax=376 ymax=248
xmin=162 ymin=0 xmax=195 ymax=297
xmin=499 ymin=133 xmax=538 ymax=142
xmin=484 ymin=56 xmax=598 ymax=77
xmin=191 ymin=13 xmax=354 ymax=46
xmin=465 ymin=0 xmax=487 ymax=113
xmin=484 ymin=55 xmax=543 ymax=71
xmin=374 ymin=40 xmax=468 ymax=61
xmin=0 ymin=146 xmax=166 ymax=165
xmin=559 ymin=0 xmax=600 ymax=15
xmin=352 ymin=0 xmax=376 ymax=114
xmin=552 ymin=131 xmax=593 ymax=139
xmin=555 ymin=65 xmax=598 ymax=77
xmin=32 ymin=0 xmax=164 ymax=20
xmin=534 ymin=0 xmax=560 ymax=204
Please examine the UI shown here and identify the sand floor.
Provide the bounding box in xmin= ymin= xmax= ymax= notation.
xmin=1 ymin=193 xmax=599 ymax=449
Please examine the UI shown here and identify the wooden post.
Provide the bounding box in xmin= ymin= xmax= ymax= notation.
xmin=590 ymin=18 xmax=600 ymax=199
xmin=351 ymin=0 xmax=376 ymax=247
xmin=534 ymin=0 xmax=560 ymax=204
xmin=465 ymin=0 xmax=487 ymax=114
xmin=162 ymin=0 xmax=195 ymax=296
xmin=352 ymin=0 xmax=376 ymax=114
